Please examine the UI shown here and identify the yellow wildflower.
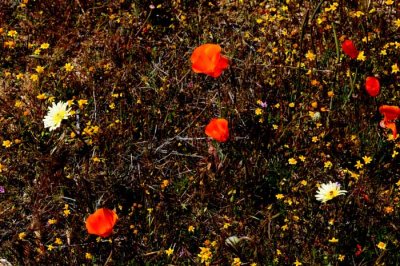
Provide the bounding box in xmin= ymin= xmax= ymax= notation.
xmin=30 ymin=74 xmax=39 ymax=82
xmin=357 ymin=51 xmax=366 ymax=61
xmin=255 ymin=108 xmax=263 ymax=115
xmin=40 ymin=43 xmax=50 ymax=49
xmin=35 ymin=65 xmax=45 ymax=74
xmin=2 ymin=140 xmax=12 ymax=148
xmin=64 ymin=63 xmax=74 ymax=72
xmin=165 ymin=247 xmax=174 ymax=256
xmin=276 ymin=194 xmax=284 ymax=200
xmin=7 ymin=30 xmax=17 ymax=37
xmin=18 ymin=232 xmax=26 ymax=240
xmin=305 ymin=50 xmax=316 ymax=61
xmin=328 ymin=237 xmax=339 ymax=243
xmin=392 ymin=63 xmax=399 ymax=74
xmin=362 ymin=156 xmax=372 ymax=164
xmin=377 ymin=242 xmax=386 ymax=250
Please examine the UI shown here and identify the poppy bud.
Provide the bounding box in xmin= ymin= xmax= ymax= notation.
xmin=205 ymin=118 xmax=229 ymax=142
xmin=191 ymin=44 xmax=229 ymax=78
xmin=85 ymin=208 xmax=118 ymax=238
xmin=365 ymin=76 xmax=380 ymax=97
xmin=341 ymin=40 xmax=359 ymax=59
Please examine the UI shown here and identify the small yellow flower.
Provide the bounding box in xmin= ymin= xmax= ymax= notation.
xmin=197 ymin=247 xmax=212 ymax=263
xmin=232 ymin=257 xmax=241 ymax=266
xmin=33 ymin=48 xmax=41 ymax=55
xmin=356 ymin=51 xmax=366 ymax=61
xmin=300 ymin=180 xmax=307 ymax=186
xmin=2 ymin=140 xmax=12 ymax=148
xmin=7 ymin=30 xmax=17 ymax=37
xmin=392 ymin=150 xmax=399 ymax=158
xmin=54 ymin=238 xmax=62 ymax=245
xmin=63 ymin=209 xmax=71 ymax=217
xmin=338 ymin=254 xmax=345 ymax=261
xmin=305 ymin=50 xmax=316 ymax=61
xmin=288 ymin=102 xmax=295 ymax=108
xmin=64 ymin=63 xmax=74 ymax=72
xmin=276 ymin=194 xmax=284 ymax=200
xmin=299 ymin=155 xmax=306 ymax=162
xmin=376 ymin=241 xmax=386 ymax=250
xmin=223 ymin=222 xmax=231 ymax=229
xmin=36 ymin=93 xmax=47 ymax=100
xmin=272 ymin=124 xmax=278 ymax=130
xmin=18 ymin=232 xmax=26 ymax=240
xmin=384 ymin=206 xmax=394 ymax=214
xmin=355 ymin=160 xmax=363 ymax=169
xmin=188 ymin=225 xmax=195 ymax=233
xmin=255 ymin=108 xmax=263 ymax=115
xmin=395 ymin=19 xmax=400 ymax=29
xmin=328 ymin=237 xmax=339 ymax=243
xmin=78 ymin=99 xmax=88 ymax=109
xmin=85 ymin=253 xmax=93 ymax=260
xmin=288 ymin=158 xmax=297 ymax=165
xmin=312 ymin=136 xmax=319 ymax=143
xmin=294 ymin=259 xmax=302 ymax=266
xmin=40 ymin=43 xmax=50 ymax=49
xmin=0 ymin=163 xmax=6 ymax=172
xmin=30 ymin=74 xmax=39 ymax=82
xmin=165 ymin=247 xmax=174 ymax=256
xmin=48 ymin=218 xmax=57 ymax=225
xmin=362 ymin=156 xmax=372 ymax=164
xmin=16 ymin=73 xmax=24 ymax=80
xmin=392 ymin=63 xmax=399 ymax=74
xmin=47 ymin=244 xmax=54 ymax=251
xmin=324 ymin=161 xmax=333 ymax=169
xmin=327 ymin=91 xmax=334 ymax=97
xmin=35 ymin=65 xmax=45 ymax=74
xmin=384 ymin=0 xmax=394 ymax=5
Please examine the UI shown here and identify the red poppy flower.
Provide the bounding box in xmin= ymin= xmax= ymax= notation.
xmin=365 ymin=77 xmax=380 ymax=97
xmin=205 ymin=118 xmax=229 ymax=142
xmin=85 ymin=208 xmax=118 ymax=238
xmin=191 ymin=44 xmax=229 ymax=78
xmin=341 ymin=40 xmax=359 ymax=59
xmin=379 ymin=105 xmax=400 ymax=138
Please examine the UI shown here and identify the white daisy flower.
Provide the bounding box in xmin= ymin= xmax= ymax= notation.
xmin=315 ymin=181 xmax=347 ymax=203
xmin=43 ymin=101 xmax=71 ymax=131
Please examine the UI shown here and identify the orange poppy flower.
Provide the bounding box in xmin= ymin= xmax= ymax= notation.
xmin=85 ymin=208 xmax=118 ymax=238
xmin=379 ymin=105 xmax=400 ymax=138
xmin=341 ymin=40 xmax=359 ymax=59
xmin=205 ymin=118 xmax=229 ymax=142
xmin=191 ymin=44 xmax=229 ymax=78
xmin=365 ymin=77 xmax=380 ymax=97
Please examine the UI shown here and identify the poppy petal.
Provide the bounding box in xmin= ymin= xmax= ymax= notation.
xmin=86 ymin=208 xmax=118 ymax=238
xmin=342 ymin=40 xmax=359 ymax=59
xmin=365 ymin=77 xmax=380 ymax=97
xmin=379 ymin=105 xmax=400 ymax=121
xmin=386 ymin=122 xmax=397 ymax=138
xmin=205 ymin=118 xmax=229 ymax=142
xmin=191 ymin=44 xmax=229 ymax=78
